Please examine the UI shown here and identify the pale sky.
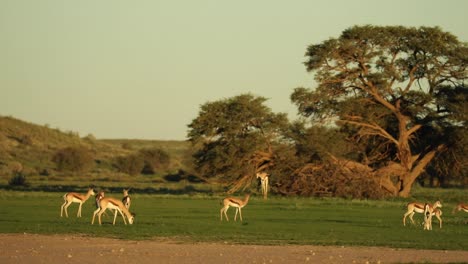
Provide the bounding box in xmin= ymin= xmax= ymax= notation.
xmin=1 ymin=0 xmax=467 ymax=140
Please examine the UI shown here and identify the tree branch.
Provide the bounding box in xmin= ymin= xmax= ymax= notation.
xmin=337 ymin=119 xmax=398 ymax=145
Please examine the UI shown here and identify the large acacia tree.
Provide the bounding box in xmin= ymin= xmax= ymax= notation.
xmin=187 ymin=94 xmax=288 ymax=192
xmin=292 ymin=26 xmax=467 ymax=197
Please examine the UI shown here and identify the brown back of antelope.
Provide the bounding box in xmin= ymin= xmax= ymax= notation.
xmin=92 ymin=197 xmax=134 ymax=225
xmin=453 ymin=203 xmax=468 ymax=214
xmin=61 ymin=188 xmax=95 ymax=218
xmin=403 ymin=201 xmax=442 ymax=227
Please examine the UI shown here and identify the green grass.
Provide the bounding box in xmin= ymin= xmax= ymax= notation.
xmin=0 ymin=190 xmax=466 ymax=250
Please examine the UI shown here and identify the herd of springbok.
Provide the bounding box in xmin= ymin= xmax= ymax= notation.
xmin=60 ymin=188 xmax=134 ymax=225
xmin=60 ymin=176 xmax=467 ymax=229
xmin=403 ymin=200 xmax=468 ymax=230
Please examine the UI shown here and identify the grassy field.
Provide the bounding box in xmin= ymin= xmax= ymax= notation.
xmin=0 ymin=190 xmax=466 ymax=250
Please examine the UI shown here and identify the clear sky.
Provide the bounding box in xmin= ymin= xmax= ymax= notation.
xmin=1 ymin=0 xmax=467 ymax=140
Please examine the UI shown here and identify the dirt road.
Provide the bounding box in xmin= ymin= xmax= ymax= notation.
xmin=1 ymin=233 xmax=467 ymax=263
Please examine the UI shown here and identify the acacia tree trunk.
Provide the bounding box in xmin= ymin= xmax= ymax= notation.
xmin=397 ymin=146 xmax=444 ymax=197
xmin=335 ymin=146 xmax=443 ymax=197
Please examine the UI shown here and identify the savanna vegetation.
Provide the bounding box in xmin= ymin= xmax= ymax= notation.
xmin=0 ymin=25 xmax=466 ymax=200
xmin=0 ymin=25 xmax=466 ymax=252
xmin=189 ymin=25 xmax=467 ymax=198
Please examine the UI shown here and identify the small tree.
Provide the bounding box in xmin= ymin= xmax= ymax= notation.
xmin=187 ymin=94 xmax=289 ymax=192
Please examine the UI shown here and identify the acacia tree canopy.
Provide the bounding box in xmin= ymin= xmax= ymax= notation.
xmin=187 ymin=94 xmax=289 ymax=192
xmin=291 ymin=25 xmax=467 ymax=197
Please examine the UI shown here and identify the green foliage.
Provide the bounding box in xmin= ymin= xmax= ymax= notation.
xmin=52 ymin=146 xmax=94 ymax=173
xmin=291 ymin=25 xmax=468 ymax=195
xmin=425 ymin=125 xmax=468 ymax=186
xmin=286 ymin=122 xmax=351 ymax=161
xmin=187 ymin=94 xmax=289 ymax=189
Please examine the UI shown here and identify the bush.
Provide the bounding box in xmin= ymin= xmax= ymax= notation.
xmin=114 ymin=154 xmax=144 ymax=176
xmin=52 ymin=146 xmax=94 ymax=173
xmin=8 ymin=161 xmax=23 ymax=173
xmin=9 ymin=172 xmax=28 ymax=186
xmin=139 ymin=148 xmax=170 ymax=175
xmin=39 ymin=168 xmax=51 ymax=176
xmin=83 ymin=134 xmax=96 ymax=142
xmin=276 ymin=161 xmax=387 ymax=199
xmin=121 ymin=142 xmax=133 ymax=150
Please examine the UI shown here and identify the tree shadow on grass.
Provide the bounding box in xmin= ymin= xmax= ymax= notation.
xmin=0 ymin=184 xmax=211 ymax=195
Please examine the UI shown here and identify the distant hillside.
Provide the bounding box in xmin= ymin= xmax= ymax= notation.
xmin=101 ymin=139 xmax=190 ymax=169
xmin=0 ymin=116 xmax=188 ymax=178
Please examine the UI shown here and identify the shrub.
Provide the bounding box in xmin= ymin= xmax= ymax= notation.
xmin=121 ymin=142 xmax=133 ymax=150
xmin=9 ymin=172 xmax=28 ymax=186
xmin=114 ymin=154 xmax=144 ymax=176
xmin=8 ymin=161 xmax=23 ymax=173
xmin=139 ymin=148 xmax=170 ymax=175
xmin=52 ymin=146 xmax=94 ymax=173
xmin=39 ymin=168 xmax=51 ymax=176
xmin=18 ymin=134 xmax=33 ymax=145
xmin=276 ymin=161 xmax=387 ymax=199
xmin=83 ymin=134 xmax=96 ymax=142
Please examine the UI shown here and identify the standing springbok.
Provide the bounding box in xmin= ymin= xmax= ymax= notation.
xmin=256 ymin=172 xmax=269 ymax=200
xmin=122 ymin=188 xmax=131 ymax=210
xmin=423 ymin=204 xmax=433 ymax=230
xmin=423 ymin=204 xmax=443 ymax=230
xmin=220 ymin=194 xmax=250 ymax=222
xmin=60 ymin=188 xmax=95 ymax=218
xmin=95 ymin=191 xmax=105 ymax=209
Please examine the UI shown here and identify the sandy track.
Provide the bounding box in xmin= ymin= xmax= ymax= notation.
xmin=1 ymin=233 xmax=467 ymax=264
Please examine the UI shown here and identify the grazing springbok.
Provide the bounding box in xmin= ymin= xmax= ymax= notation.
xmin=92 ymin=197 xmax=135 ymax=225
xmin=403 ymin=201 xmax=442 ymax=227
